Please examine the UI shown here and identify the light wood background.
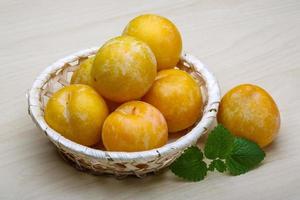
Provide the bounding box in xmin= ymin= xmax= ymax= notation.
xmin=0 ymin=0 xmax=299 ymax=199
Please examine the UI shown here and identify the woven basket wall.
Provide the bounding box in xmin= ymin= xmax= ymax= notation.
xmin=28 ymin=48 xmax=220 ymax=178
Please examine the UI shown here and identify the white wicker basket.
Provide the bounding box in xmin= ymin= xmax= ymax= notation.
xmin=27 ymin=48 xmax=220 ymax=178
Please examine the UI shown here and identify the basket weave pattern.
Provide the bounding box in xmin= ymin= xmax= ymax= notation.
xmin=28 ymin=48 xmax=220 ymax=177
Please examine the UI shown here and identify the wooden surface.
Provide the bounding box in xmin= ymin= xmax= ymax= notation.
xmin=0 ymin=0 xmax=299 ymax=199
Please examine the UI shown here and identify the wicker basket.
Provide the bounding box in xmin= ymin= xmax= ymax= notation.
xmin=27 ymin=47 xmax=220 ymax=178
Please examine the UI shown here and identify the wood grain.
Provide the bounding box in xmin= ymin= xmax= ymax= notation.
xmin=0 ymin=0 xmax=299 ymax=199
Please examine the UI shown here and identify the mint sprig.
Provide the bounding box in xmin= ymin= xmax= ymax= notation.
xmin=170 ymin=124 xmax=266 ymax=181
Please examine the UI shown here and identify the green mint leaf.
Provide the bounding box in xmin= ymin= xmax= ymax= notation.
xmin=170 ymin=146 xmax=207 ymax=181
xmin=204 ymin=124 xmax=234 ymax=159
xmin=208 ymin=161 xmax=215 ymax=171
xmin=213 ymin=159 xmax=227 ymax=172
xmin=208 ymin=159 xmax=227 ymax=172
xmin=226 ymin=137 xmax=266 ymax=175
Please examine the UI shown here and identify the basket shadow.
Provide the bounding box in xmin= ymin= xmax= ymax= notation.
xmin=49 ymin=153 xmax=176 ymax=196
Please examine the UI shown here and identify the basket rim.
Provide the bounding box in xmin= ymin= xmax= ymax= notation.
xmin=28 ymin=47 xmax=220 ymax=161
